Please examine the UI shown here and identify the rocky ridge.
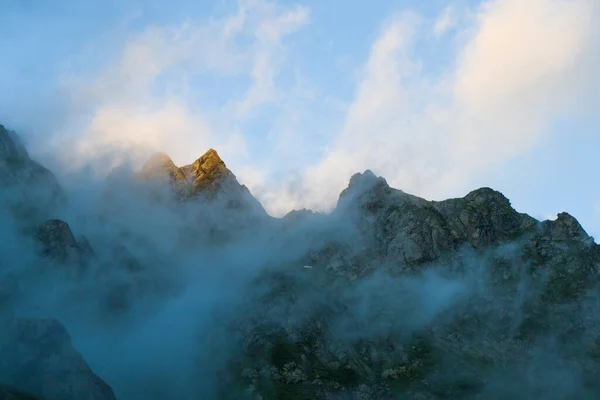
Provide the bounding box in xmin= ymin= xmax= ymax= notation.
xmin=1 ymin=124 xmax=599 ymax=399
xmin=217 ymin=172 xmax=600 ymax=399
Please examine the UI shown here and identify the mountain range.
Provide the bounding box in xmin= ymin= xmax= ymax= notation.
xmin=0 ymin=122 xmax=599 ymax=400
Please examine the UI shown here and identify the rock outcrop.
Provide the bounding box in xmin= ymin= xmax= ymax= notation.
xmin=0 ymin=319 xmax=116 ymax=400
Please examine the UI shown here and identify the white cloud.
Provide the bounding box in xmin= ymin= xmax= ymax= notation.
xmin=73 ymin=99 xmax=212 ymax=173
xmin=434 ymin=5 xmax=457 ymax=37
xmin=543 ymin=213 xmax=558 ymax=221
xmin=39 ymin=0 xmax=599 ymax=220
xmin=54 ymin=0 xmax=310 ymax=175
xmin=451 ymin=0 xmax=599 ymax=164
xmin=235 ymin=1 xmax=310 ymax=115
xmin=271 ymin=0 xmax=600 ymax=215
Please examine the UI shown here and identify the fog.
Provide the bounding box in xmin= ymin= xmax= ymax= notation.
xmin=1 ymin=125 xmax=599 ymax=399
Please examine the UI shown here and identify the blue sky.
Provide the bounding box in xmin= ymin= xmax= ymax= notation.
xmin=1 ymin=0 xmax=599 ymax=237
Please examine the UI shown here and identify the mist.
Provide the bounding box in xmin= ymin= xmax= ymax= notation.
xmin=1 ymin=117 xmax=600 ymax=400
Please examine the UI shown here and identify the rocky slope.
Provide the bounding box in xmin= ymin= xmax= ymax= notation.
xmin=0 ymin=125 xmax=63 ymax=227
xmin=0 ymin=319 xmax=116 ymax=400
xmin=1 ymin=123 xmax=599 ymax=399
xmin=214 ymin=172 xmax=600 ymax=399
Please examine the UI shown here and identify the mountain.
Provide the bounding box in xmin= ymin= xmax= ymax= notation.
xmin=1 ymin=123 xmax=600 ymax=399
xmin=216 ymin=171 xmax=600 ymax=399
xmin=0 ymin=124 xmax=63 ymax=226
xmin=139 ymin=149 xmax=266 ymax=215
xmin=0 ymin=319 xmax=116 ymax=400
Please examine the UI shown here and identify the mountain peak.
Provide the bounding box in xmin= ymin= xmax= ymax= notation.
xmin=337 ymin=170 xmax=392 ymax=208
xmin=142 ymin=152 xmax=176 ymax=170
xmin=348 ymin=170 xmax=386 ymax=188
xmin=139 ymin=152 xmax=184 ymax=182
xmin=341 ymin=170 xmax=389 ymax=196
xmin=138 ymin=148 xmax=266 ymax=214
xmin=139 ymin=148 xmax=232 ymax=189
xmin=546 ymin=211 xmax=591 ymax=242
xmin=187 ymin=148 xmax=227 ymax=176
xmin=202 ymin=148 xmax=220 ymax=159
xmin=0 ymin=124 xmax=19 ymax=160
xmin=463 ymin=187 xmax=511 ymax=207
xmin=181 ymin=148 xmax=234 ymax=192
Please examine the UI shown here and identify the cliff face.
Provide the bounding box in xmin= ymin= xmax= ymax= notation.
xmin=1 ymin=122 xmax=600 ymax=399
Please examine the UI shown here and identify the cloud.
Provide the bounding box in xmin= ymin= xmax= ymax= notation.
xmin=72 ymin=100 xmax=213 ymax=174
xmin=49 ymin=0 xmax=310 ymax=175
xmin=451 ymin=0 xmax=600 ymax=164
xmin=237 ymin=2 xmax=310 ymax=115
xmin=434 ymin=5 xmax=457 ymax=37
xmin=17 ymin=0 xmax=598 ymax=223
xmin=273 ymin=0 xmax=600 ymax=215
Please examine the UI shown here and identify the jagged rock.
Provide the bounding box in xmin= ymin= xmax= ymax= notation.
xmin=0 ymin=318 xmax=116 ymax=400
xmin=545 ymin=212 xmax=592 ymax=242
xmin=180 ymin=149 xmax=236 ymax=197
xmin=435 ymin=187 xmax=538 ymax=248
xmin=332 ymin=172 xmax=540 ymax=269
xmin=34 ymin=220 xmax=84 ymax=267
xmin=139 ymin=149 xmax=266 ymax=214
xmin=338 ymin=169 xmax=388 ymax=202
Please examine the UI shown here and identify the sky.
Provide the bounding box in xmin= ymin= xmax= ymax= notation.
xmin=0 ymin=0 xmax=599 ymax=238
